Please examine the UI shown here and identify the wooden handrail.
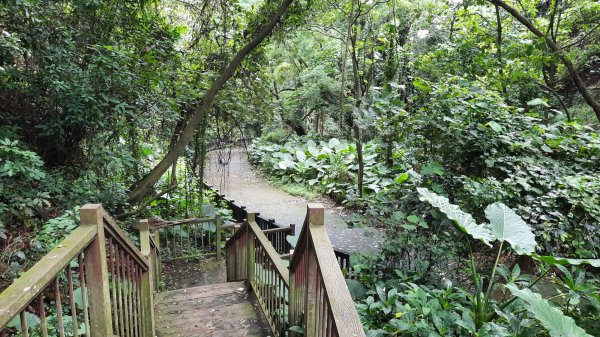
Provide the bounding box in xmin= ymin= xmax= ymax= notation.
xmin=289 ymin=204 xmax=366 ymax=337
xmin=248 ymin=220 xmax=290 ymax=284
xmin=226 ymin=205 xmax=365 ymax=337
xmin=102 ymin=212 xmax=148 ymax=271
xmin=227 ymin=213 xmax=291 ymax=335
xmin=0 ymin=204 xmax=156 ymax=337
xmin=0 ymin=225 xmax=96 ymax=327
xmin=261 ymin=226 xmax=293 ymax=234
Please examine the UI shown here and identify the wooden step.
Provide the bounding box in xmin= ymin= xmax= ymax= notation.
xmin=154 ymin=281 xmax=271 ymax=337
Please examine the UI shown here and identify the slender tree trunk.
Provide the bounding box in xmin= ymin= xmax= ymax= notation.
xmin=338 ymin=0 xmax=355 ymax=138
xmin=489 ymin=0 xmax=600 ymax=122
xmin=350 ymin=27 xmax=365 ymax=198
xmin=494 ymin=4 xmax=509 ymax=101
xmin=127 ymin=0 xmax=296 ymax=204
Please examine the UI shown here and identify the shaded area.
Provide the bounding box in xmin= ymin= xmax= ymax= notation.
xmin=155 ymin=281 xmax=271 ymax=337
xmin=161 ymin=257 xmax=226 ymax=291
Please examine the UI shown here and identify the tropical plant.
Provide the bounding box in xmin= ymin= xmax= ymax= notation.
xmin=418 ymin=187 xmax=598 ymax=336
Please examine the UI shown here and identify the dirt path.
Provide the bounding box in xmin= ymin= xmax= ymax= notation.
xmin=204 ymin=147 xmax=382 ymax=254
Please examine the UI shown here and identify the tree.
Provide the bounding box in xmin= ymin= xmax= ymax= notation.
xmin=127 ymin=0 xmax=296 ymax=204
xmin=489 ymin=0 xmax=600 ymax=122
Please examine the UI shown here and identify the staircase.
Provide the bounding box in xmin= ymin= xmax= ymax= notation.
xmin=155 ymin=282 xmax=270 ymax=337
xmin=0 ymin=203 xmax=365 ymax=337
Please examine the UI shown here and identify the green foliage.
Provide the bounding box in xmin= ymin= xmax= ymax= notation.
xmin=506 ymin=284 xmax=593 ymax=337
xmin=250 ymin=137 xmax=391 ymax=202
xmin=418 ymin=188 xmax=538 ymax=255
xmin=0 ymin=138 xmax=48 ymax=221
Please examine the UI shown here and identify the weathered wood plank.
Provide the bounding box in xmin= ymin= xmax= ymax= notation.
xmin=154 ymin=282 xmax=270 ymax=337
xmin=81 ymin=204 xmax=113 ymax=337
xmin=155 ymin=282 xmax=246 ymax=302
xmin=0 ymin=226 xmax=96 ymax=327
xmin=308 ymin=205 xmax=365 ymax=337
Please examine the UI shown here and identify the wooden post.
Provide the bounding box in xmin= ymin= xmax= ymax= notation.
xmin=247 ymin=215 xmax=255 ymax=287
xmin=304 ymin=204 xmax=324 ymax=337
xmin=81 ymin=204 xmax=113 ymax=337
xmin=290 ymin=224 xmax=296 ymax=236
xmin=150 ymin=231 xmax=161 ymax=291
xmin=139 ymin=219 xmax=156 ymax=337
xmin=216 ymin=215 xmax=222 ymax=260
xmin=244 ymin=213 xmax=256 ymax=281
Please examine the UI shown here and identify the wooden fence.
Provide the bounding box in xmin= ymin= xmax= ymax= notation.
xmin=0 ymin=205 xmax=159 ymax=337
xmin=151 ymin=216 xmax=223 ymax=262
xmin=206 ymin=183 xmax=353 ymax=271
xmin=226 ymin=204 xmax=365 ymax=337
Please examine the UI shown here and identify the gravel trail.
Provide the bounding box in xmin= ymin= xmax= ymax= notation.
xmin=204 ymin=147 xmax=382 ymax=254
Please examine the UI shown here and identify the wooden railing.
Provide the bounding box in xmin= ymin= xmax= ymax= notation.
xmin=0 ymin=204 xmax=156 ymax=337
xmin=226 ymin=214 xmax=290 ymax=336
xmin=151 ymin=216 xmax=223 ymax=262
xmin=226 ymin=205 xmax=365 ymax=337
xmin=289 ymin=205 xmax=364 ymax=337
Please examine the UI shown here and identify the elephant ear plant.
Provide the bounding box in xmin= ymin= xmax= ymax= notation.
xmin=417 ymin=188 xmax=598 ymax=337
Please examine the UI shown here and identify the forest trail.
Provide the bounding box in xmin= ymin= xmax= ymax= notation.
xmin=204 ymin=147 xmax=382 ymax=254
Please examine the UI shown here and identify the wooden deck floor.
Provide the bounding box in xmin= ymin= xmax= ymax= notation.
xmin=154 ymin=281 xmax=271 ymax=337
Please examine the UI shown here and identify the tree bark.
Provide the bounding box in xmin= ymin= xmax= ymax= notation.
xmin=489 ymin=0 xmax=600 ymax=122
xmin=127 ymin=0 xmax=296 ymax=204
xmin=349 ymin=19 xmax=365 ymax=199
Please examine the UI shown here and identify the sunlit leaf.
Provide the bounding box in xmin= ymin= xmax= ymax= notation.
xmin=417 ymin=188 xmax=493 ymax=246
xmin=485 ymin=203 xmax=537 ymax=255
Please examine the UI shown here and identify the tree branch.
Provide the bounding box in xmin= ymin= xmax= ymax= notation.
xmin=127 ymin=0 xmax=296 ymax=204
xmin=489 ymin=0 xmax=600 ymax=122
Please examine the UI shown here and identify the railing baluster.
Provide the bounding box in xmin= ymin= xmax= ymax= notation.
xmin=38 ymin=293 xmax=48 ymax=337
xmin=19 ymin=310 xmax=28 ymax=337
xmin=136 ymin=267 xmax=143 ymax=337
xmin=67 ymin=265 xmax=79 ymax=336
xmin=55 ymin=278 xmax=66 ymax=337
xmin=108 ymin=238 xmax=119 ymax=335
xmin=178 ymin=225 xmax=182 ymax=252
xmin=117 ymin=248 xmax=125 ymax=337
xmin=194 ymin=224 xmax=198 ymax=250
xmin=125 ymin=255 xmax=132 ymax=337
xmin=186 ymin=225 xmax=191 ymax=255
xmin=131 ymin=261 xmax=138 ymax=337
xmin=128 ymin=258 xmax=135 ymax=337
xmin=77 ymin=254 xmax=90 ymax=337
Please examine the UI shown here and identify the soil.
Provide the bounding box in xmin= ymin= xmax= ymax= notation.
xmin=161 ymin=256 xmax=226 ymax=291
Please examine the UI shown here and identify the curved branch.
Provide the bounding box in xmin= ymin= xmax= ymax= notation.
xmin=539 ymin=83 xmax=572 ymax=122
xmin=127 ymin=0 xmax=296 ymax=204
xmin=489 ymin=0 xmax=600 ymax=122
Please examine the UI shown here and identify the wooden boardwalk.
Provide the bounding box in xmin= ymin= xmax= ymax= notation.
xmin=154 ymin=281 xmax=271 ymax=337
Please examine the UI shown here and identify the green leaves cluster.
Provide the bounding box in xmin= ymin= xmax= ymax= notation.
xmin=250 ymin=137 xmax=393 ymax=201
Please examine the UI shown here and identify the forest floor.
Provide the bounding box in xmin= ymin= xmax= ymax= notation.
xmin=204 ymin=147 xmax=383 ymax=254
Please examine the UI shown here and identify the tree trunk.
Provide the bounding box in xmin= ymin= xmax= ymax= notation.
xmin=490 ymin=0 xmax=600 ymax=122
xmin=350 ymin=25 xmax=364 ymax=199
xmin=127 ymin=0 xmax=296 ymax=204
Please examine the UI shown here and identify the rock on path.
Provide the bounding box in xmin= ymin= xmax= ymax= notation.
xmin=204 ymin=147 xmax=382 ymax=254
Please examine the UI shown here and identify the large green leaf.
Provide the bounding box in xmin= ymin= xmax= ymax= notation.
xmin=345 ymin=279 xmax=367 ymax=300
xmin=484 ymin=203 xmax=537 ymax=255
xmin=417 ymin=188 xmax=494 ymax=246
xmin=505 ymin=284 xmax=593 ymax=337
xmin=532 ymin=254 xmax=600 ymax=268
